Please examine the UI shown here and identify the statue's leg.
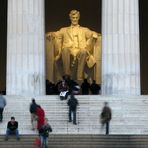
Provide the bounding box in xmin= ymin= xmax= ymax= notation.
xmin=62 ymin=48 xmax=71 ymax=75
xmin=77 ymin=49 xmax=87 ymax=80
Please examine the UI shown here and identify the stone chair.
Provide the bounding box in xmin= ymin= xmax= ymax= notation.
xmin=45 ymin=33 xmax=102 ymax=84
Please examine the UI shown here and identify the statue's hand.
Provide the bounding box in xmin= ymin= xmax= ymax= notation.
xmin=55 ymin=55 xmax=61 ymax=61
xmin=46 ymin=32 xmax=56 ymax=41
xmin=92 ymin=32 xmax=99 ymax=39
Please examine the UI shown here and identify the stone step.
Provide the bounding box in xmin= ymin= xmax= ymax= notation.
xmin=1 ymin=135 xmax=148 ymax=148
xmin=1 ymin=95 xmax=148 ymax=134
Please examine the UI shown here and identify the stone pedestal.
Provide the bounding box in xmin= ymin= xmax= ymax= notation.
xmin=101 ymin=0 xmax=140 ymax=95
xmin=7 ymin=0 xmax=45 ymax=95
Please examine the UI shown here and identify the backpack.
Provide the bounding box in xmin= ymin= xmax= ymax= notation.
xmin=43 ymin=129 xmax=49 ymax=137
xmin=40 ymin=125 xmax=52 ymax=137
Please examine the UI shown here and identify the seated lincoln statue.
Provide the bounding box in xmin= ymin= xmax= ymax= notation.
xmin=46 ymin=10 xmax=101 ymax=83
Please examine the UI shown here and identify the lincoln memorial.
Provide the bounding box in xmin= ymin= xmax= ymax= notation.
xmin=0 ymin=0 xmax=148 ymax=96
xmin=1 ymin=0 xmax=148 ymax=138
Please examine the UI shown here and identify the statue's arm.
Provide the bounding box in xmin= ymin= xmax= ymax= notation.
xmin=85 ymin=29 xmax=100 ymax=54
xmin=85 ymin=29 xmax=101 ymax=68
xmin=54 ymin=37 xmax=62 ymax=61
xmin=47 ymin=29 xmax=64 ymax=61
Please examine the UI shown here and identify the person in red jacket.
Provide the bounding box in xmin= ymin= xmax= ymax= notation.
xmin=35 ymin=105 xmax=45 ymax=131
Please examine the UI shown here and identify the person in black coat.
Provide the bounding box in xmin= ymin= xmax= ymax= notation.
xmin=67 ymin=94 xmax=78 ymax=125
xmin=90 ymin=80 xmax=101 ymax=94
xmin=81 ymin=79 xmax=90 ymax=95
xmin=100 ymin=102 xmax=112 ymax=135
xmin=39 ymin=118 xmax=52 ymax=148
xmin=29 ymin=98 xmax=39 ymax=130
xmin=5 ymin=117 xmax=20 ymax=140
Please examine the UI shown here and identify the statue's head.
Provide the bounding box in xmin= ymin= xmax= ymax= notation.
xmin=69 ymin=10 xmax=80 ymax=26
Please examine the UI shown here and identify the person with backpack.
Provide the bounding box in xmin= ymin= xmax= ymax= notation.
xmin=67 ymin=93 xmax=78 ymax=125
xmin=100 ymin=102 xmax=112 ymax=135
xmin=39 ymin=118 xmax=52 ymax=148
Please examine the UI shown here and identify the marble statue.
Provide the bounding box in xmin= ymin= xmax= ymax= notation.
xmin=46 ymin=10 xmax=101 ymax=83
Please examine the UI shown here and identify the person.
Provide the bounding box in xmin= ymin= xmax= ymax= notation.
xmin=81 ymin=78 xmax=90 ymax=95
xmin=72 ymin=82 xmax=80 ymax=95
xmin=46 ymin=10 xmax=99 ymax=81
xmin=46 ymin=80 xmax=56 ymax=95
xmin=29 ymin=98 xmax=39 ymax=130
xmin=90 ymin=80 xmax=101 ymax=94
xmin=5 ymin=117 xmax=20 ymax=141
xmin=39 ymin=118 xmax=52 ymax=148
xmin=58 ymin=76 xmax=69 ymax=100
xmin=0 ymin=92 xmax=6 ymax=122
xmin=67 ymin=93 xmax=78 ymax=125
xmin=63 ymin=75 xmax=80 ymax=95
xmin=100 ymin=102 xmax=112 ymax=135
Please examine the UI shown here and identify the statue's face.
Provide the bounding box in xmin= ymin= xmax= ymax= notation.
xmin=70 ymin=14 xmax=80 ymax=26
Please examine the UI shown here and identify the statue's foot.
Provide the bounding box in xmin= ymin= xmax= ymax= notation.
xmin=77 ymin=77 xmax=83 ymax=81
xmin=71 ymin=60 xmax=76 ymax=67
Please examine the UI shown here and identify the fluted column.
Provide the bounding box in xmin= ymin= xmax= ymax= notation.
xmin=101 ymin=0 xmax=140 ymax=95
xmin=7 ymin=0 xmax=45 ymax=95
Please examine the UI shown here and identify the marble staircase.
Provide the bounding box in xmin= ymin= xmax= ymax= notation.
xmin=1 ymin=135 xmax=148 ymax=148
xmin=0 ymin=95 xmax=148 ymax=135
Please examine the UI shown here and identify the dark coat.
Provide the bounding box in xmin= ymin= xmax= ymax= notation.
xmin=39 ymin=124 xmax=52 ymax=137
xmin=67 ymin=96 xmax=78 ymax=111
xmin=81 ymin=81 xmax=90 ymax=95
xmin=100 ymin=106 xmax=112 ymax=123
xmin=7 ymin=121 xmax=18 ymax=131
xmin=30 ymin=103 xmax=39 ymax=113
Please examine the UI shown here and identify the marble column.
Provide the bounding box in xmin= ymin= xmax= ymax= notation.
xmin=7 ymin=0 xmax=45 ymax=96
xmin=101 ymin=0 xmax=140 ymax=95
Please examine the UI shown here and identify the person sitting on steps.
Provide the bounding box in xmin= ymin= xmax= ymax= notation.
xmin=5 ymin=117 xmax=20 ymax=141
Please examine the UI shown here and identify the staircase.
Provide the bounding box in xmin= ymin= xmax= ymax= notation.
xmin=1 ymin=135 xmax=148 ymax=148
xmin=0 ymin=95 xmax=148 ymax=135
xmin=0 ymin=95 xmax=148 ymax=147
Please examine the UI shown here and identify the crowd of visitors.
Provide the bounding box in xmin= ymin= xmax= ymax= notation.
xmin=46 ymin=75 xmax=101 ymax=96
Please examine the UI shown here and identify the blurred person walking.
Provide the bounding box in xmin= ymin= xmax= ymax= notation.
xmin=100 ymin=102 xmax=112 ymax=135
